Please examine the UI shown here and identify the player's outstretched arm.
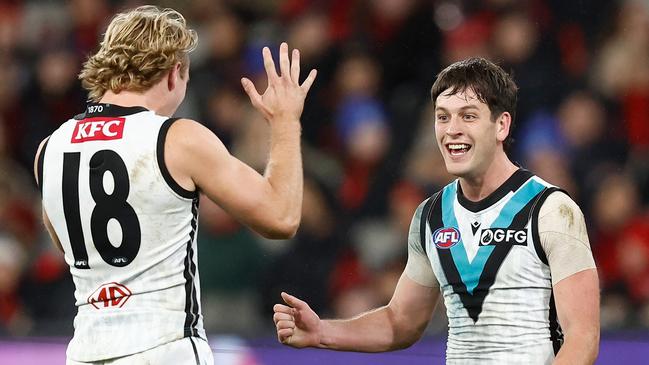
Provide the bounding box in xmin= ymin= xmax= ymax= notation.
xmin=273 ymin=273 xmax=439 ymax=352
xmin=166 ymin=43 xmax=316 ymax=239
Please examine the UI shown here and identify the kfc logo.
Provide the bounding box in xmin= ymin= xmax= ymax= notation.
xmin=71 ymin=117 xmax=125 ymax=143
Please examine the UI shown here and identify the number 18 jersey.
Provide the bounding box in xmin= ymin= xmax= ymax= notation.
xmin=38 ymin=103 xmax=205 ymax=362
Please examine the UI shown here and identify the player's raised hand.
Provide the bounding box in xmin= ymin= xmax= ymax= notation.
xmin=273 ymin=292 xmax=321 ymax=348
xmin=241 ymin=42 xmax=317 ymax=123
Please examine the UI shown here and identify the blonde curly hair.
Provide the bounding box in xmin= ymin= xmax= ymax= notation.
xmin=79 ymin=6 xmax=198 ymax=101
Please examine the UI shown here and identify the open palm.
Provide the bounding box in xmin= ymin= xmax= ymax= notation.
xmin=241 ymin=43 xmax=317 ymax=123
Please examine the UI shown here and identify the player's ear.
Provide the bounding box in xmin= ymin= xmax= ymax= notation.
xmin=495 ymin=112 xmax=511 ymax=143
xmin=167 ymin=62 xmax=182 ymax=91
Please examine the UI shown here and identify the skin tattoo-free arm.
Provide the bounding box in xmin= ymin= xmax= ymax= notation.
xmin=165 ymin=43 xmax=316 ymax=239
xmin=274 ymin=272 xmax=440 ymax=352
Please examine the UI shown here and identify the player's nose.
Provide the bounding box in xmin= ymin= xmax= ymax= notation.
xmin=445 ymin=115 xmax=463 ymax=136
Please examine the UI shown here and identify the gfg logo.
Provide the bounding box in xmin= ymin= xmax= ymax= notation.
xmin=479 ymin=228 xmax=527 ymax=246
xmin=433 ymin=227 xmax=461 ymax=249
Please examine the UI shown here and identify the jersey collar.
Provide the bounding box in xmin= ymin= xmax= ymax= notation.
xmin=74 ymin=103 xmax=149 ymax=119
xmin=456 ymin=168 xmax=533 ymax=212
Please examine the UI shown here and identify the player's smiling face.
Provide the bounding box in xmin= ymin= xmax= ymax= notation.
xmin=434 ymin=87 xmax=506 ymax=179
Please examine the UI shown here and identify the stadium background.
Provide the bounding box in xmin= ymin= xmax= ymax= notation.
xmin=0 ymin=0 xmax=648 ymax=363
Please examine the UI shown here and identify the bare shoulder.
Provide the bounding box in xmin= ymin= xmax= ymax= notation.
xmin=165 ymin=118 xmax=227 ymax=153
xmin=162 ymin=118 xmax=231 ymax=192
xmin=166 ymin=118 xmax=209 ymax=141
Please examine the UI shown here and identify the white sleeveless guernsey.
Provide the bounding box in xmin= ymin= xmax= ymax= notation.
xmin=38 ymin=103 xmax=205 ymax=362
xmin=419 ymin=170 xmax=563 ymax=364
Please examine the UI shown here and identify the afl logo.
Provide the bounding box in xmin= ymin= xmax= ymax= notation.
xmin=433 ymin=227 xmax=461 ymax=249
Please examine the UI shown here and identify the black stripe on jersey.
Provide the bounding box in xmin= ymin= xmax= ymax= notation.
xmin=183 ymin=197 xmax=200 ymax=338
xmin=549 ymin=292 xmax=564 ymax=354
xmin=419 ymin=192 xmax=440 ymax=256
xmin=62 ymin=152 xmax=90 ymax=269
xmin=457 ymin=169 xmax=533 ymax=212
xmin=189 ymin=337 xmax=200 ymax=365
xmin=36 ymin=137 xmax=50 ymax=196
xmin=530 ymin=187 xmax=568 ymax=265
xmin=434 ymin=191 xmax=542 ymax=322
xmin=157 ymin=118 xmax=198 ymax=199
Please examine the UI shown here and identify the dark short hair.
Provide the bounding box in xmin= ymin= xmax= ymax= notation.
xmin=431 ymin=57 xmax=518 ymax=150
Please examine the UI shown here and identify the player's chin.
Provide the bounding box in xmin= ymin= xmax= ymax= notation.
xmin=443 ymin=159 xmax=471 ymax=177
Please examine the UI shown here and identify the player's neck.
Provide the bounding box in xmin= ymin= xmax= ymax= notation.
xmin=99 ymin=86 xmax=173 ymax=117
xmin=458 ymin=154 xmax=518 ymax=202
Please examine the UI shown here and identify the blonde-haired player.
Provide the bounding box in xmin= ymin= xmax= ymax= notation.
xmin=35 ymin=6 xmax=316 ymax=364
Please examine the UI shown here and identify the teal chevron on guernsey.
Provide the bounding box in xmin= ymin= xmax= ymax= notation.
xmin=441 ymin=179 xmax=546 ymax=295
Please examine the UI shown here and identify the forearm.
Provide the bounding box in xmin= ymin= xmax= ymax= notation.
xmin=318 ymin=306 xmax=418 ymax=352
xmin=264 ymin=119 xmax=303 ymax=234
xmin=553 ymin=329 xmax=599 ymax=365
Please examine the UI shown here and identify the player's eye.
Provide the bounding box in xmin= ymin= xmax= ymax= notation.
xmin=436 ymin=114 xmax=449 ymax=122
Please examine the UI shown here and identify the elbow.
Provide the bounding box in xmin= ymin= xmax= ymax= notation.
xmin=585 ymin=323 xmax=600 ymax=360
xmin=387 ymin=330 xmax=421 ymax=351
xmin=386 ymin=307 xmax=424 ymax=351
xmin=393 ymin=328 xmax=424 ymax=351
xmin=259 ymin=215 xmax=300 ymax=239
xmin=390 ymin=338 xmax=417 ymax=351
xmin=589 ymin=329 xmax=600 ymax=362
xmin=562 ymin=325 xmax=600 ymax=364
xmin=281 ymin=215 xmax=301 ymax=238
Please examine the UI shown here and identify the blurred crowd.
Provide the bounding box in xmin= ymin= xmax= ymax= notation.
xmin=0 ymin=0 xmax=648 ymax=338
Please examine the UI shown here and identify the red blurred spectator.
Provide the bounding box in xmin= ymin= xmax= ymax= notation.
xmin=615 ymin=215 xmax=649 ymax=303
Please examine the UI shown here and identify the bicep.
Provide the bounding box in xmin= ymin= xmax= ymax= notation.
xmin=194 ymin=141 xmax=270 ymax=218
xmin=388 ymin=273 xmax=440 ymax=336
xmin=553 ymin=268 xmax=599 ymax=335
xmin=167 ymin=120 xmax=274 ymax=226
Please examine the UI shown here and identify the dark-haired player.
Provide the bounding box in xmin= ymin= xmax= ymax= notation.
xmin=273 ymin=58 xmax=598 ymax=365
